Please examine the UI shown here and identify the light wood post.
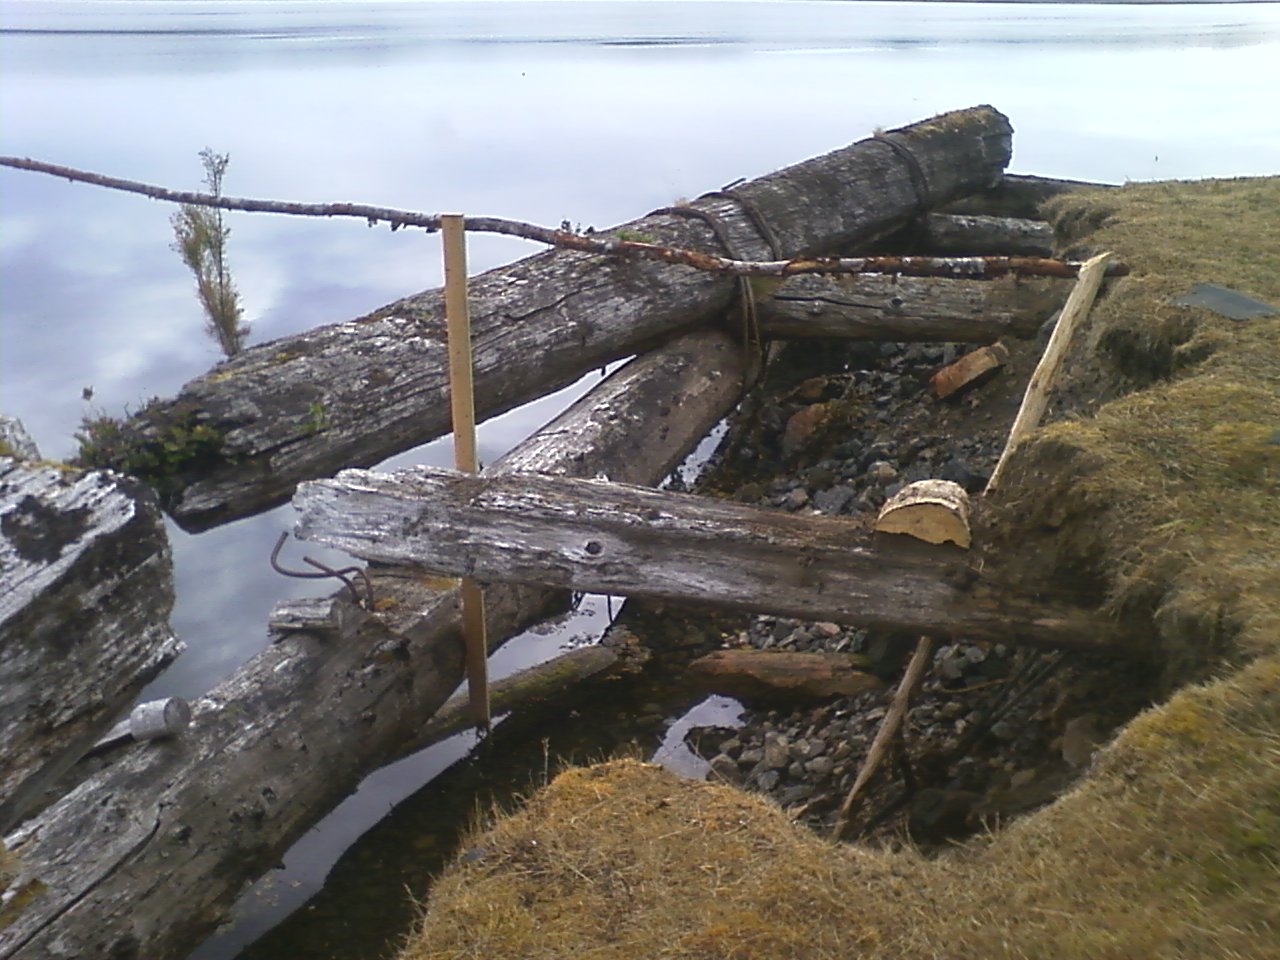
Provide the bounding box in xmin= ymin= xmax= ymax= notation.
xmin=442 ymin=214 xmax=490 ymax=730
xmin=987 ymin=251 xmax=1114 ymax=491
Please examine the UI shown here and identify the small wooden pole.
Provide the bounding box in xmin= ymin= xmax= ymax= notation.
xmin=987 ymin=251 xmax=1114 ymax=492
xmin=834 ymin=635 xmax=935 ymax=838
xmin=442 ymin=213 xmax=490 ymax=730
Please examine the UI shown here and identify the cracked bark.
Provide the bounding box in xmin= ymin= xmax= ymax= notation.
xmin=108 ymin=105 xmax=1013 ymax=531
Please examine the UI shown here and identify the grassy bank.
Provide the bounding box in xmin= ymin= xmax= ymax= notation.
xmin=398 ymin=177 xmax=1280 ymax=960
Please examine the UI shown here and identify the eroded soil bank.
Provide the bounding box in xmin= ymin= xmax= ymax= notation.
xmin=398 ymin=176 xmax=1280 ymax=959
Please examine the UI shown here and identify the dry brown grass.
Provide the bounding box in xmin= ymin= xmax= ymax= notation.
xmin=399 ymin=178 xmax=1280 ymax=960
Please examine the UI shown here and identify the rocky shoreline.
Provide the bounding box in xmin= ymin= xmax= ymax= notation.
xmin=677 ymin=331 xmax=1155 ymax=847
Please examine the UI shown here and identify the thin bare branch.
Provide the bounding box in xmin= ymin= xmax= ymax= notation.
xmin=0 ymin=155 xmax=1128 ymax=280
xmin=834 ymin=635 xmax=936 ymax=839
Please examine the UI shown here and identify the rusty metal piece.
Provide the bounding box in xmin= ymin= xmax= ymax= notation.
xmin=270 ymin=532 xmax=373 ymax=609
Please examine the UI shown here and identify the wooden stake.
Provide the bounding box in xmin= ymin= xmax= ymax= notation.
xmin=987 ymin=251 xmax=1114 ymax=492
xmin=442 ymin=213 xmax=489 ymax=729
xmin=834 ymin=635 xmax=936 ymax=838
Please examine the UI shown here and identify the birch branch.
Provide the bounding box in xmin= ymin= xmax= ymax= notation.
xmin=0 ymin=155 xmax=1126 ymax=280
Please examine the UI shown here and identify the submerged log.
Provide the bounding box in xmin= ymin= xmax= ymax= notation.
xmin=0 ymin=330 xmax=748 ymax=960
xmin=0 ymin=455 xmax=182 ymax=833
xmin=758 ymin=274 xmax=1064 ymax=343
xmin=402 ymin=645 xmax=624 ymax=758
xmin=294 ymin=468 xmax=1105 ymax=650
xmin=101 ymin=106 xmax=1013 ymax=532
xmin=689 ymin=650 xmax=884 ymax=704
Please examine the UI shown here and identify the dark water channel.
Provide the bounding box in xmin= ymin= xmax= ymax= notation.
xmin=2 ymin=2 xmax=1279 ymax=956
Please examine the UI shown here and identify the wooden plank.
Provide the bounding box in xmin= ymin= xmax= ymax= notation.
xmin=293 ymin=467 xmax=1106 ymax=651
xmin=441 ymin=213 xmax=490 ymax=728
xmin=95 ymin=106 xmax=1014 ymax=532
xmin=0 ymin=457 xmax=182 ymax=833
xmin=0 ymin=328 xmax=749 ymax=960
xmin=759 ymin=274 xmax=1064 ymax=343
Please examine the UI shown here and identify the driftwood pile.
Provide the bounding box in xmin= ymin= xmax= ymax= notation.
xmin=1 ymin=105 xmax=1121 ymax=960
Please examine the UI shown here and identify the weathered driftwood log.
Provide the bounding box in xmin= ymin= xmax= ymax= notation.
xmin=294 ymin=468 xmax=1105 ymax=650
xmin=942 ymin=173 xmax=1116 ymax=219
xmin=758 ymin=274 xmax=1064 ymax=343
xmin=101 ymin=106 xmax=1013 ymax=532
xmin=0 ymin=454 xmax=182 ymax=834
xmin=920 ymin=213 xmax=1054 ymax=257
xmin=0 ymin=329 xmax=748 ymax=960
xmin=688 ymin=650 xmax=884 ymax=704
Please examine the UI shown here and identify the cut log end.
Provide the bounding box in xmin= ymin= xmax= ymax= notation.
xmin=931 ymin=342 xmax=1009 ymax=400
xmin=875 ymin=479 xmax=972 ymax=549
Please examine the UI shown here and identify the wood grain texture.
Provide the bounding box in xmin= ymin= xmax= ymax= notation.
xmin=921 ymin=213 xmax=1055 ymax=257
xmin=294 ymin=467 xmax=1106 ymax=651
xmin=0 ymin=460 xmax=181 ymax=833
xmin=759 ymin=274 xmax=1064 ymax=343
xmin=112 ymin=106 xmax=1012 ymax=531
xmin=0 ymin=330 xmax=748 ymax=960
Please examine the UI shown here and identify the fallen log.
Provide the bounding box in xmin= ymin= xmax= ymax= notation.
xmin=294 ymin=468 xmax=1106 ymax=650
xmin=0 ymin=329 xmax=748 ymax=960
xmin=758 ymin=274 xmax=1064 ymax=343
xmin=921 ymin=213 xmax=1055 ymax=257
xmin=400 ymin=645 xmax=624 ymax=758
xmin=688 ymin=650 xmax=884 ymax=704
xmin=0 ymin=450 xmax=182 ymax=834
xmin=94 ymin=106 xmax=1013 ymax=532
xmin=942 ymin=173 xmax=1117 ymax=219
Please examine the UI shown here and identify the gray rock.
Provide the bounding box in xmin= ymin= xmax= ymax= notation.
xmin=867 ymin=460 xmax=899 ymax=484
xmin=709 ymin=754 xmax=744 ymax=785
xmin=754 ymin=769 xmax=781 ymax=792
xmin=760 ymin=734 xmax=790 ymax=771
xmin=780 ymin=784 xmax=814 ymax=805
xmin=804 ymin=756 xmax=835 ymax=779
xmin=784 ymin=487 xmax=810 ymax=510
xmin=737 ymin=748 xmax=763 ymax=768
xmin=813 ymin=484 xmax=856 ymax=515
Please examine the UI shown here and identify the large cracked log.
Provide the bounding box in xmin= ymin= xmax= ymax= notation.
xmin=0 ymin=454 xmax=182 ymax=833
xmin=294 ymin=467 xmax=1106 ymax=651
xmin=757 ymin=273 xmax=1065 ymax=343
xmin=103 ymin=106 xmax=1013 ymax=532
xmin=0 ymin=329 xmax=748 ymax=960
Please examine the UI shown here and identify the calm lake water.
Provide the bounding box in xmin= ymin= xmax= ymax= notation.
xmin=2 ymin=1 xmax=1278 ymax=956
